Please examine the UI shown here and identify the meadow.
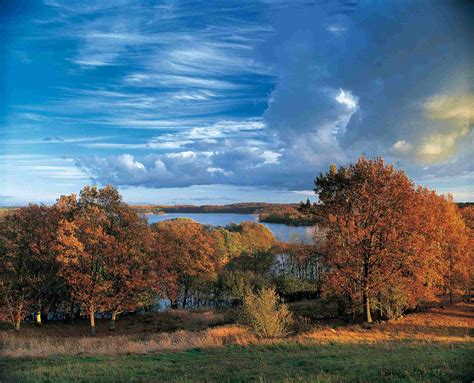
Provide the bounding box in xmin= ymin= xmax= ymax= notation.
xmin=1 ymin=302 xmax=473 ymax=382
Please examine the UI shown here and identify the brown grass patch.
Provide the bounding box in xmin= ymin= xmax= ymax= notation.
xmin=0 ymin=325 xmax=256 ymax=358
xmin=299 ymin=302 xmax=474 ymax=344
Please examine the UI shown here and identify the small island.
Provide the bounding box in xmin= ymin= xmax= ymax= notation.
xmin=258 ymin=204 xmax=318 ymax=226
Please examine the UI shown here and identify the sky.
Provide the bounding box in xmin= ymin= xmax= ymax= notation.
xmin=0 ymin=0 xmax=473 ymax=205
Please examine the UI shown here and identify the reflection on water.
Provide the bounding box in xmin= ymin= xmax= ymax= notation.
xmin=146 ymin=213 xmax=315 ymax=243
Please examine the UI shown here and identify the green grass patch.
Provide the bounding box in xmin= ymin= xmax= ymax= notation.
xmin=1 ymin=341 xmax=472 ymax=382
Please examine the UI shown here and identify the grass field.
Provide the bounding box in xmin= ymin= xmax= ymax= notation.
xmin=1 ymin=303 xmax=473 ymax=382
xmin=1 ymin=341 xmax=472 ymax=383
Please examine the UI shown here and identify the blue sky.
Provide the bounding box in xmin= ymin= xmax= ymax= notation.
xmin=1 ymin=0 xmax=472 ymax=205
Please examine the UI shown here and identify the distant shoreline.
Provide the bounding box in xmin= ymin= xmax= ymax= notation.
xmin=3 ymin=202 xmax=473 ymax=227
xmin=131 ymin=202 xmax=300 ymax=215
xmin=132 ymin=203 xmax=318 ymax=226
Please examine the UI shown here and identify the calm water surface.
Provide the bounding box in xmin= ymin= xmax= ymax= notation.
xmin=147 ymin=213 xmax=315 ymax=243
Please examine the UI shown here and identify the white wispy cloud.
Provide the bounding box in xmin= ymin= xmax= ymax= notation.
xmin=0 ymin=154 xmax=89 ymax=181
xmin=2 ymin=136 xmax=112 ymax=145
xmin=80 ymin=119 xmax=266 ymax=150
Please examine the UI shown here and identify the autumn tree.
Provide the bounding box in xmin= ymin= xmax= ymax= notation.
xmin=440 ymin=202 xmax=470 ymax=303
xmin=216 ymin=222 xmax=277 ymax=303
xmin=78 ymin=186 xmax=158 ymax=329
xmin=151 ymin=218 xmax=219 ymax=308
xmin=232 ymin=221 xmax=275 ymax=254
xmin=56 ymin=185 xmax=158 ymax=334
xmin=314 ymin=158 xmax=473 ymax=321
xmin=26 ymin=205 xmax=66 ymax=324
xmin=0 ymin=209 xmax=34 ymax=330
xmin=314 ymin=157 xmax=424 ymax=322
xmin=103 ymin=205 xmax=156 ymax=330
xmin=219 ymin=222 xmax=276 ymax=277
xmin=56 ymin=202 xmax=114 ymax=336
xmin=421 ymin=192 xmax=471 ymax=303
xmin=209 ymin=227 xmax=242 ymax=263
xmin=459 ymin=205 xmax=474 ymax=232
xmin=0 ymin=205 xmax=65 ymax=330
xmin=460 ymin=205 xmax=474 ymax=297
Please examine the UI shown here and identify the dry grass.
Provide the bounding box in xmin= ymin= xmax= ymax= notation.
xmin=300 ymin=302 xmax=474 ymax=344
xmin=0 ymin=325 xmax=256 ymax=358
xmin=1 ymin=303 xmax=472 ymax=359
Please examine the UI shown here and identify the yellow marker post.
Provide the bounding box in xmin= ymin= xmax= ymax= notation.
xmin=36 ymin=311 xmax=42 ymax=326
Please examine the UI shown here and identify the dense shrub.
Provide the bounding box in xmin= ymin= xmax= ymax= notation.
xmin=240 ymin=287 xmax=293 ymax=338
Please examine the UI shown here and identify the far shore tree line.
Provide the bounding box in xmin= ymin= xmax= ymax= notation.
xmin=0 ymin=157 xmax=472 ymax=336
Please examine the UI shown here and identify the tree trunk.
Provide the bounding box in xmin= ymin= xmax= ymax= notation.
xmin=182 ymin=291 xmax=188 ymax=309
xmin=363 ymin=289 xmax=372 ymax=323
xmin=89 ymin=306 xmax=96 ymax=336
xmin=366 ymin=298 xmax=373 ymax=323
xmin=109 ymin=311 xmax=118 ymax=331
xmin=362 ymin=256 xmax=372 ymax=323
xmin=182 ymin=280 xmax=189 ymax=309
xmin=337 ymin=297 xmax=346 ymax=318
xmin=170 ymin=299 xmax=178 ymax=309
xmin=14 ymin=312 xmax=22 ymax=331
xmin=378 ymin=293 xmax=383 ymax=320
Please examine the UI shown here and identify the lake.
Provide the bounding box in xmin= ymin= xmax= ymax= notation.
xmin=146 ymin=213 xmax=315 ymax=243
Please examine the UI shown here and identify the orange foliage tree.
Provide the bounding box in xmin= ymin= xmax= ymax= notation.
xmin=235 ymin=221 xmax=275 ymax=254
xmin=56 ymin=203 xmax=114 ymax=336
xmin=313 ymin=157 xmax=471 ymax=322
xmin=459 ymin=205 xmax=474 ymax=231
xmin=104 ymin=206 xmax=156 ymax=330
xmin=423 ymin=192 xmax=471 ymax=303
xmin=0 ymin=205 xmax=64 ymax=330
xmin=56 ymin=186 xmax=157 ymax=335
xmin=459 ymin=205 xmax=474 ymax=293
xmin=151 ymin=218 xmax=220 ymax=308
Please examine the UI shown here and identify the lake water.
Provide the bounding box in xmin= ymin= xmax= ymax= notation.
xmin=146 ymin=213 xmax=315 ymax=243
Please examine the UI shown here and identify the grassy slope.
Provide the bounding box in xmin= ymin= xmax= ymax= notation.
xmin=1 ymin=303 xmax=473 ymax=382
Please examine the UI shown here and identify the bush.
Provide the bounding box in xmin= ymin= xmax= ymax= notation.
xmin=240 ymin=287 xmax=293 ymax=338
xmin=273 ymin=275 xmax=318 ymax=301
xmin=377 ymin=286 xmax=408 ymax=320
